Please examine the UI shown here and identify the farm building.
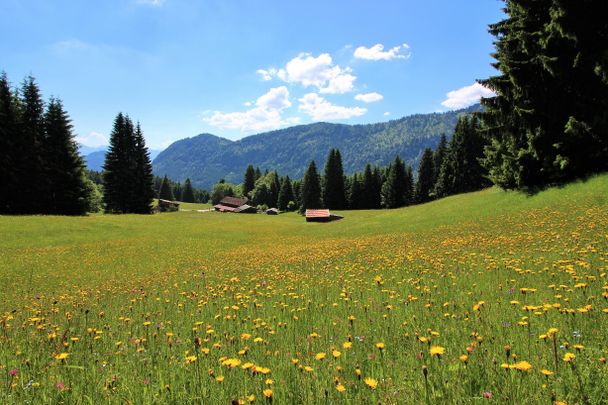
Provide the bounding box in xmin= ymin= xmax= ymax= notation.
xmin=266 ymin=208 xmax=279 ymax=215
xmin=305 ymin=209 xmax=344 ymax=222
xmin=158 ymin=199 xmax=180 ymax=212
xmin=213 ymin=196 xmax=256 ymax=213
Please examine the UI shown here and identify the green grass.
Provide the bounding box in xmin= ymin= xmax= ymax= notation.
xmin=1 ymin=174 xmax=607 ymax=404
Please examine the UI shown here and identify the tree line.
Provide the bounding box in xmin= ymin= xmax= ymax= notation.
xmin=209 ymin=112 xmax=489 ymax=213
xmin=0 ymin=73 xmax=93 ymax=215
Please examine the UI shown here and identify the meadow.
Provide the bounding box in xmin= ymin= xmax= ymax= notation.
xmin=1 ymin=175 xmax=607 ymax=404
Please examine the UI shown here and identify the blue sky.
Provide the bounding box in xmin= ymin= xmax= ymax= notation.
xmin=1 ymin=0 xmax=504 ymax=150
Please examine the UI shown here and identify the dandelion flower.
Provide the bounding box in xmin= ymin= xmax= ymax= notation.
xmin=364 ymin=377 xmax=378 ymax=389
xmin=429 ymin=346 xmax=445 ymax=357
xmin=315 ymin=352 xmax=326 ymax=361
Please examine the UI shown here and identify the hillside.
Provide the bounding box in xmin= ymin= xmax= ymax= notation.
xmin=84 ymin=149 xmax=161 ymax=172
xmin=153 ymin=105 xmax=480 ymax=189
xmin=1 ymin=174 xmax=607 ymax=403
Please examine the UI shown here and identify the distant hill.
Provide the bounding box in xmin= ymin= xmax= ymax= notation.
xmin=84 ymin=149 xmax=161 ymax=172
xmin=153 ymin=105 xmax=481 ymax=189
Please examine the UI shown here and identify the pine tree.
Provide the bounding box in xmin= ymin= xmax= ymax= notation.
xmin=43 ymin=98 xmax=89 ymax=214
xmin=254 ymin=167 xmax=262 ymax=182
xmin=433 ymin=134 xmax=448 ymax=185
xmin=299 ymin=160 xmax=322 ymax=213
xmin=268 ymin=171 xmax=281 ymax=208
xmin=103 ymin=113 xmax=132 ymax=213
xmin=480 ymin=0 xmax=608 ymax=188
xmin=181 ymin=178 xmax=195 ymax=203
xmin=243 ymin=165 xmax=256 ymax=197
xmin=404 ymin=165 xmax=414 ymax=205
xmin=158 ymin=175 xmax=175 ymax=201
xmin=131 ymin=122 xmax=155 ymax=213
xmin=323 ymin=149 xmax=347 ymax=210
xmin=0 ymin=73 xmax=20 ymax=213
xmin=348 ymin=173 xmax=362 ymax=209
xmin=361 ymin=164 xmax=378 ymax=209
xmin=19 ymin=76 xmax=47 ymax=213
xmin=381 ymin=156 xmax=407 ymax=208
xmin=277 ymin=175 xmax=295 ymax=211
xmin=415 ymin=148 xmax=436 ymax=203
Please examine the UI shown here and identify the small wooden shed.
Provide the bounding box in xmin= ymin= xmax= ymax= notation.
xmin=305 ymin=209 xmax=343 ymax=222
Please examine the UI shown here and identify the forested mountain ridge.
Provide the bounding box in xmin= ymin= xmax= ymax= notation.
xmin=153 ymin=105 xmax=481 ymax=189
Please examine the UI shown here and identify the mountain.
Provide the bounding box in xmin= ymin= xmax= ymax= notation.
xmin=78 ymin=145 xmax=106 ymax=156
xmin=84 ymin=149 xmax=161 ymax=172
xmin=153 ymin=105 xmax=481 ymax=190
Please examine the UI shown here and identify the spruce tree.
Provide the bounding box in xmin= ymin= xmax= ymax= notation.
xmin=480 ymin=0 xmax=608 ymax=188
xmin=300 ymin=160 xmax=323 ymax=213
xmin=323 ymin=149 xmax=347 ymax=210
xmin=158 ymin=175 xmax=175 ymax=201
xmin=182 ymin=178 xmax=195 ymax=203
xmin=404 ymin=165 xmax=414 ymax=206
xmin=19 ymin=76 xmax=47 ymax=213
xmin=268 ymin=171 xmax=281 ymax=208
xmin=243 ymin=165 xmax=256 ymax=197
xmin=103 ymin=113 xmax=132 ymax=213
xmin=433 ymin=134 xmax=447 ymax=185
xmin=415 ymin=148 xmax=436 ymax=203
xmin=381 ymin=156 xmax=407 ymax=208
xmin=131 ymin=122 xmax=155 ymax=213
xmin=361 ymin=164 xmax=376 ymax=209
xmin=348 ymin=173 xmax=361 ymax=209
xmin=277 ymin=175 xmax=295 ymax=211
xmin=43 ymin=98 xmax=89 ymax=214
xmin=0 ymin=73 xmax=20 ymax=213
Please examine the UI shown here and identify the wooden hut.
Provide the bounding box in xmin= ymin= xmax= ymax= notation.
xmin=213 ymin=196 xmax=256 ymax=213
xmin=266 ymin=208 xmax=279 ymax=215
xmin=305 ymin=209 xmax=343 ymax=222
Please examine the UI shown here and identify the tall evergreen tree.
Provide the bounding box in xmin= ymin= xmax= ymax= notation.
xmin=158 ymin=175 xmax=175 ymax=201
xmin=415 ymin=148 xmax=436 ymax=203
xmin=348 ymin=173 xmax=361 ymax=209
xmin=181 ymin=178 xmax=195 ymax=203
xmin=43 ymin=98 xmax=89 ymax=214
xmin=243 ymin=165 xmax=256 ymax=197
xmin=254 ymin=167 xmax=262 ymax=181
xmin=361 ymin=164 xmax=380 ymax=209
xmin=277 ymin=175 xmax=295 ymax=211
xmin=433 ymin=134 xmax=448 ymax=184
xmin=323 ymin=149 xmax=347 ymax=209
xmin=380 ymin=156 xmax=407 ymax=208
xmin=131 ymin=122 xmax=155 ymax=213
xmin=0 ymin=73 xmax=20 ymax=213
xmin=268 ymin=171 xmax=281 ymax=208
xmin=480 ymin=0 xmax=608 ymax=188
xmin=299 ymin=160 xmax=323 ymax=213
xmin=436 ymin=115 xmax=489 ymax=197
xmin=19 ymin=76 xmax=47 ymax=213
xmin=404 ymin=165 xmax=414 ymax=205
xmin=103 ymin=113 xmax=138 ymax=213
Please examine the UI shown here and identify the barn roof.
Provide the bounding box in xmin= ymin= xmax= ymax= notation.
xmin=234 ymin=204 xmax=257 ymax=213
xmin=219 ymin=196 xmax=248 ymax=208
xmin=213 ymin=204 xmax=237 ymax=212
xmin=305 ymin=209 xmax=330 ymax=218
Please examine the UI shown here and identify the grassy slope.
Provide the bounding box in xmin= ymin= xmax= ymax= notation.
xmin=0 ymin=174 xmax=607 ymax=403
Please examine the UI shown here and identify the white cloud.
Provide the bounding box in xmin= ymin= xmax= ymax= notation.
xmin=383 ymin=112 xmax=391 ymax=116
xmin=441 ymin=82 xmax=495 ymax=109
xmin=298 ymin=93 xmax=367 ymax=121
xmin=262 ymin=53 xmax=356 ymax=94
xmin=76 ymin=131 xmax=108 ymax=148
xmin=206 ymin=86 xmax=299 ymax=132
xmin=354 ymin=43 xmax=411 ymax=61
xmin=256 ymin=68 xmax=276 ymax=81
xmin=354 ymin=92 xmax=384 ymax=103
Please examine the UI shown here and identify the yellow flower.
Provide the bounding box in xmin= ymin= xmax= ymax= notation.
xmin=332 ymin=350 xmax=341 ymax=359
xmin=540 ymin=369 xmax=554 ymax=376
xmin=573 ymin=344 xmax=584 ymax=351
xmin=364 ymin=377 xmax=378 ymax=389
xmin=459 ymin=354 xmax=469 ymax=364
xmin=265 ymin=379 xmax=273 ymax=385
xmin=429 ymin=346 xmax=445 ymax=356
xmin=512 ymin=361 xmax=532 ymax=372
xmin=563 ymin=352 xmax=576 ymax=363
xmin=304 ymin=366 xmax=314 ymax=373
xmin=547 ymin=328 xmax=558 ymax=336
xmin=315 ymin=352 xmax=326 ymax=361
xmin=215 ymin=375 xmax=224 ymax=382
xmin=241 ymin=333 xmax=251 ymax=340
xmin=185 ymin=355 xmax=197 ymax=364
xmin=263 ymin=388 xmax=273 ymax=398
xmin=342 ymin=342 xmax=352 ymax=349
xmin=55 ymin=352 xmax=69 ymax=361
xmin=336 ymin=383 xmax=346 ymax=393
xmin=375 ymin=342 xmax=385 ymax=350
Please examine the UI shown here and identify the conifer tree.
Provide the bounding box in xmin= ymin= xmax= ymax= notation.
xmin=404 ymin=165 xmax=414 ymax=205
xmin=181 ymin=178 xmax=195 ymax=203
xmin=361 ymin=164 xmax=379 ymax=209
xmin=131 ymin=122 xmax=155 ymax=213
xmin=43 ymin=98 xmax=89 ymax=214
xmin=415 ymin=148 xmax=436 ymax=203
xmin=380 ymin=156 xmax=407 ymax=208
xmin=243 ymin=165 xmax=256 ymax=197
xmin=254 ymin=167 xmax=262 ymax=181
xmin=277 ymin=175 xmax=294 ymax=211
xmin=268 ymin=171 xmax=281 ymax=208
xmin=348 ymin=173 xmax=361 ymax=209
xmin=299 ymin=160 xmax=322 ymax=213
xmin=19 ymin=76 xmax=47 ymax=213
xmin=158 ymin=175 xmax=175 ymax=201
xmin=0 ymin=73 xmax=20 ymax=213
xmin=323 ymin=149 xmax=347 ymax=210
xmin=433 ymin=134 xmax=447 ymax=184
